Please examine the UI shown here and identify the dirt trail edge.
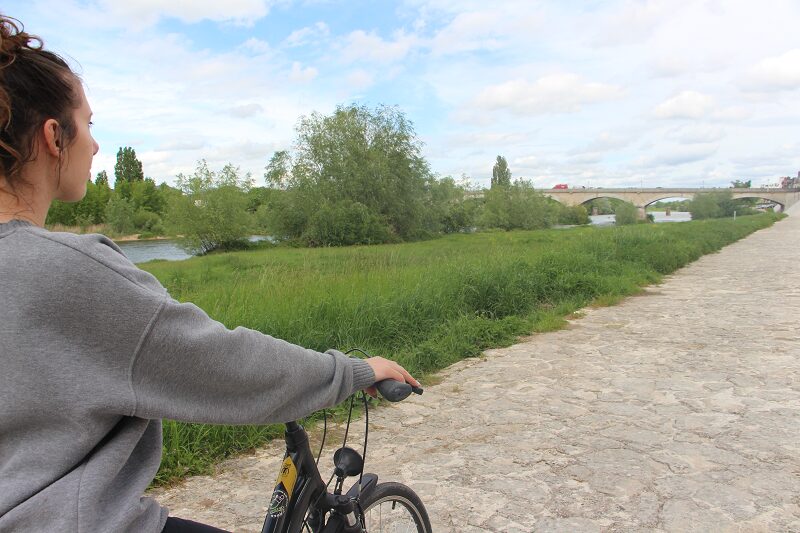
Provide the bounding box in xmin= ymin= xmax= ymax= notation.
xmin=152 ymin=211 xmax=800 ymax=532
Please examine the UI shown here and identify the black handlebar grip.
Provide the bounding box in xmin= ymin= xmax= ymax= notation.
xmin=375 ymin=380 xmax=423 ymax=402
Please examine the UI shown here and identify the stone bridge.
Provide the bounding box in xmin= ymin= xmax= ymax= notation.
xmin=539 ymin=188 xmax=800 ymax=218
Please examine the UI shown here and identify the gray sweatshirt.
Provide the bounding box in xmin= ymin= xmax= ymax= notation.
xmin=0 ymin=220 xmax=375 ymax=532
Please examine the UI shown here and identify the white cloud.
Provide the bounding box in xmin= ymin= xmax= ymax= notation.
xmin=472 ymin=74 xmax=623 ymax=116
xmin=240 ymin=38 xmax=272 ymax=55
xmin=568 ymin=132 xmax=630 ymax=155
xmin=402 ymin=0 xmax=488 ymax=12
xmin=444 ymin=131 xmax=529 ymax=149
xmin=653 ymin=91 xmax=715 ymax=120
xmin=288 ymin=62 xmax=318 ymax=83
xmin=568 ymin=153 xmax=604 ymax=165
xmin=340 ymin=30 xmax=417 ymax=64
xmin=345 ymin=70 xmax=375 ymax=91
xmin=227 ymin=103 xmax=264 ymax=118
xmin=511 ymin=155 xmax=541 ymax=167
xmin=427 ymin=6 xmax=543 ymax=56
xmin=665 ymin=124 xmax=725 ymax=144
xmin=591 ymin=0 xmax=675 ymax=47
xmin=154 ymin=139 xmax=208 ymax=152
xmin=98 ymin=0 xmax=273 ymax=28
xmin=635 ymin=144 xmax=718 ymax=167
xmin=710 ymin=106 xmax=751 ymax=122
xmin=649 ymin=55 xmax=691 ymax=78
xmin=743 ymin=49 xmax=800 ymax=92
xmin=284 ymin=22 xmax=330 ymax=47
xmin=429 ymin=10 xmax=503 ymax=56
xmin=206 ymin=140 xmax=280 ymax=163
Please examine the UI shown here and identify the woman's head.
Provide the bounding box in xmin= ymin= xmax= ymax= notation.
xmin=0 ymin=15 xmax=96 ymax=200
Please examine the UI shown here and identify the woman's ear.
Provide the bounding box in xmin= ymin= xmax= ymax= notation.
xmin=40 ymin=118 xmax=61 ymax=157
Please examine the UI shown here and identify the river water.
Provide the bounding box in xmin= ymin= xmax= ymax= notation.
xmin=118 ymin=212 xmax=692 ymax=264
xmin=590 ymin=211 xmax=692 ymax=226
xmin=118 ymin=236 xmax=272 ymax=264
xmin=117 ymin=239 xmax=192 ymax=264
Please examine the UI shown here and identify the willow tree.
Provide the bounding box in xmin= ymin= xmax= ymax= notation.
xmin=167 ymin=160 xmax=254 ymax=254
xmin=263 ymin=104 xmax=433 ymax=246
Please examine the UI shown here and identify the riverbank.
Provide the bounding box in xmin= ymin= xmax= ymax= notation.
xmin=53 ymin=216 xmax=693 ymax=265
xmin=113 ymin=233 xmax=171 ymax=242
xmin=139 ymin=213 xmax=784 ymax=485
xmin=44 ymin=223 xmax=170 ymax=243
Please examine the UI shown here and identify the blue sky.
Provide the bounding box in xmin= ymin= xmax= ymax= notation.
xmin=8 ymin=0 xmax=800 ymax=188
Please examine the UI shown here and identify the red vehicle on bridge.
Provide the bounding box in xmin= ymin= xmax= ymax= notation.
xmin=552 ymin=183 xmax=569 ymax=189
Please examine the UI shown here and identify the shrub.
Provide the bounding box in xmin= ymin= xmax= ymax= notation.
xmin=689 ymin=191 xmax=725 ymax=219
xmin=133 ymin=209 xmax=163 ymax=234
xmin=303 ymin=200 xmax=393 ymax=246
xmin=558 ymin=205 xmax=590 ymax=225
xmin=480 ymin=179 xmax=558 ymax=230
xmin=167 ymin=161 xmax=254 ymax=254
xmin=105 ymin=196 xmax=136 ymax=235
xmin=614 ymin=201 xmax=638 ymax=225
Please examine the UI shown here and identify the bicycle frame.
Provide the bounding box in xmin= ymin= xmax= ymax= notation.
xmin=261 ymin=421 xmax=377 ymax=533
xmin=261 ymin=379 xmax=422 ymax=533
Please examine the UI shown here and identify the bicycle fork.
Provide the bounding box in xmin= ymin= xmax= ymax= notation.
xmin=311 ymin=474 xmax=379 ymax=533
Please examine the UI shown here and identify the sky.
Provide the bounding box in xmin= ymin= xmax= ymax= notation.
xmin=8 ymin=0 xmax=800 ymax=189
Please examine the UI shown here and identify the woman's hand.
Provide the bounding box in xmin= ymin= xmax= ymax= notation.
xmin=364 ymin=357 xmax=420 ymax=398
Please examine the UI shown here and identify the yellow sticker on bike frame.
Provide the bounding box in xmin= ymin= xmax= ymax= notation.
xmin=276 ymin=456 xmax=298 ymax=499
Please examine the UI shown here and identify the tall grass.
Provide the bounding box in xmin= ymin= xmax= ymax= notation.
xmin=47 ymin=223 xmax=110 ymax=235
xmin=142 ymin=213 xmax=783 ymax=485
xmin=46 ymin=222 xmax=138 ymax=239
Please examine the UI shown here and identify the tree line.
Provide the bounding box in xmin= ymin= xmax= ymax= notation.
xmin=47 ymin=147 xmax=177 ymax=238
xmin=48 ymin=105 xmax=592 ymax=254
xmin=49 ymin=104 xmax=764 ymax=254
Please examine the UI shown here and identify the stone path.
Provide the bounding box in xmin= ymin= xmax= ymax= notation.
xmin=152 ymin=211 xmax=800 ymax=532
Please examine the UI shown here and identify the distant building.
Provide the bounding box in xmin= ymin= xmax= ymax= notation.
xmin=779 ymin=175 xmax=799 ymax=189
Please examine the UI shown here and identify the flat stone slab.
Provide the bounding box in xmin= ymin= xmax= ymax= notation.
xmin=152 ymin=210 xmax=800 ymax=532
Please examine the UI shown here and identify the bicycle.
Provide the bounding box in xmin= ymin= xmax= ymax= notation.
xmin=259 ymin=369 xmax=432 ymax=533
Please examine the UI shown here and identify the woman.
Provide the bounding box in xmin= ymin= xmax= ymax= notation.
xmin=0 ymin=15 xmax=418 ymax=533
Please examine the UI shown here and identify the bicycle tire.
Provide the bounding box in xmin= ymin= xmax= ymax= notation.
xmin=359 ymin=482 xmax=432 ymax=533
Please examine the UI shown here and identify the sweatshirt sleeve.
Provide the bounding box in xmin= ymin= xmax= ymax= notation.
xmin=130 ymin=297 xmax=376 ymax=424
xmin=21 ymin=229 xmax=375 ymax=426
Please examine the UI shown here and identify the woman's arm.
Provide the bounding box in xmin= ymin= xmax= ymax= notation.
xmin=130 ymin=297 xmax=377 ymax=424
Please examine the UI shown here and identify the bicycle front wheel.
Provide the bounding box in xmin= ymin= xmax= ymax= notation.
xmin=359 ymin=482 xmax=432 ymax=533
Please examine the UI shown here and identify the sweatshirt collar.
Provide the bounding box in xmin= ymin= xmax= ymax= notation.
xmin=0 ymin=219 xmax=35 ymax=234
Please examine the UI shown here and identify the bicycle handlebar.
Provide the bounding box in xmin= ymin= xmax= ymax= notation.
xmin=375 ymin=379 xmax=423 ymax=402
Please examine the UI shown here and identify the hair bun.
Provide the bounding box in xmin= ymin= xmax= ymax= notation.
xmin=0 ymin=16 xmax=42 ymax=67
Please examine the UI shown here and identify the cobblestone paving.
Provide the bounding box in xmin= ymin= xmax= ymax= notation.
xmin=152 ymin=210 xmax=800 ymax=532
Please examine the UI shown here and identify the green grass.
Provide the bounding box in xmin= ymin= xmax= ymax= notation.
xmin=142 ymin=213 xmax=785 ymax=485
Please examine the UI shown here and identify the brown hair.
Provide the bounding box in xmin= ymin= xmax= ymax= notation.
xmin=0 ymin=15 xmax=80 ymax=189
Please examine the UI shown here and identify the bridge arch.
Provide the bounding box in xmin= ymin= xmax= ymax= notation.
xmin=574 ymin=194 xmax=631 ymax=207
xmin=728 ymin=194 xmax=784 ymax=211
xmin=642 ymin=196 xmax=694 ymax=208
